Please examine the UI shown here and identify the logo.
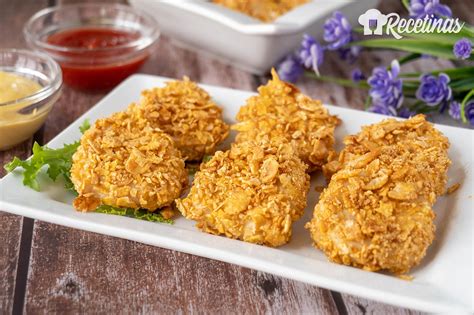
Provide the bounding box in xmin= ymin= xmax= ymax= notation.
xmin=358 ymin=9 xmax=464 ymax=39
xmin=358 ymin=9 xmax=388 ymax=35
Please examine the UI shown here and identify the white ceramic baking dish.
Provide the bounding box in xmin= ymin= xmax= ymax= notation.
xmin=129 ymin=0 xmax=380 ymax=74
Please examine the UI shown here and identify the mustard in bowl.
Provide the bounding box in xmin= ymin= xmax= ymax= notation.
xmin=0 ymin=49 xmax=62 ymax=150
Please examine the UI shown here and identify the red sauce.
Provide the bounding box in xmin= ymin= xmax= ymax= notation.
xmin=47 ymin=27 xmax=149 ymax=90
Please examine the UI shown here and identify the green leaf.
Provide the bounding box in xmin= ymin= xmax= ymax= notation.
xmin=352 ymin=39 xmax=474 ymax=61
xmin=460 ymin=89 xmax=474 ymax=123
xmin=202 ymin=155 xmax=213 ymax=163
xmin=400 ymin=67 xmax=474 ymax=79
xmin=187 ymin=166 xmax=198 ymax=176
xmin=4 ymin=157 xmax=28 ymax=172
xmin=187 ymin=154 xmax=214 ymax=176
xmin=4 ymin=121 xmax=89 ymax=191
xmin=402 ymin=82 xmax=419 ymax=90
xmin=450 ymin=78 xmax=474 ymax=92
xmin=401 ymin=0 xmax=410 ymax=10
xmin=414 ymin=106 xmax=440 ymax=114
xmin=364 ymin=96 xmax=372 ymax=110
xmin=402 ymin=24 xmax=474 ymax=44
xmin=95 ymin=205 xmax=173 ymax=224
xmin=398 ymin=53 xmax=421 ymax=65
xmin=79 ymin=119 xmax=90 ymax=134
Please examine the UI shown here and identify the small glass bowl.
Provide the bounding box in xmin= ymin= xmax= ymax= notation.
xmin=24 ymin=3 xmax=160 ymax=90
xmin=0 ymin=49 xmax=62 ymax=150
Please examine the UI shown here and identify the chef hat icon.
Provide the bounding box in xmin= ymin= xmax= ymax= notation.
xmin=358 ymin=9 xmax=388 ymax=35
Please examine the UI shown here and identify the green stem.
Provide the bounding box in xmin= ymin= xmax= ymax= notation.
xmin=460 ymin=89 xmax=474 ymax=123
xmin=401 ymin=0 xmax=410 ymax=11
xmin=304 ymin=71 xmax=369 ymax=89
xmin=401 ymin=82 xmax=419 ymax=97
xmin=409 ymin=100 xmax=426 ymax=111
xmin=464 ymin=25 xmax=474 ymax=37
xmin=364 ymin=96 xmax=372 ymax=110
xmin=398 ymin=53 xmax=421 ymax=66
xmin=407 ymin=100 xmax=440 ymax=114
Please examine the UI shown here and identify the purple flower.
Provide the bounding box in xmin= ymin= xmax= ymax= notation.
xmin=449 ymin=101 xmax=461 ymax=120
xmin=368 ymin=60 xmax=404 ymax=110
xmin=338 ymin=45 xmax=362 ymax=64
xmin=368 ymin=101 xmax=397 ymax=116
xmin=324 ymin=11 xmax=352 ymax=50
xmin=416 ymin=73 xmax=452 ymax=107
xmin=299 ymin=34 xmax=324 ymax=75
xmin=453 ymin=38 xmax=472 ymax=60
xmin=351 ymin=69 xmax=365 ymax=82
xmin=465 ymin=100 xmax=474 ymax=126
xmin=409 ymin=0 xmax=452 ymax=19
xmin=277 ymin=54 xmax=303 ymax=83
xmin=398 ymin=107 xmax=416 ymax=118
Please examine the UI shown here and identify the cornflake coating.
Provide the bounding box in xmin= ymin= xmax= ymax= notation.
xmin=306 ymin=115 xmax=451 ymax=274
xmin=212 ymin=0 xmax=308 ymax=22
xmin=71 ymin=105 xmax=187 ymax=212
xmin=137 ymin=77 xmax=230 ymax=161
xmin=176 ymin=140 xmax=310 ymax=247
xmin=232 ymin=69 xmax=340 ymax=172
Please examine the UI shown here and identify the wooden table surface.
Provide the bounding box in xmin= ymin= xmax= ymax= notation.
xmin=1 ymin=0 xmax=471 ymax=314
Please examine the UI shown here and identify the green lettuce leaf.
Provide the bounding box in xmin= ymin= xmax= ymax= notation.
xmin=4 ymin=120 xmax=90 ymax=191
xmin=95 ymin=205 xmax=173 ymax=224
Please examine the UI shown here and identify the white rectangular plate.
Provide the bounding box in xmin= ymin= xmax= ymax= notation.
xmin=0 ymin=74 xmax=472 ymax=313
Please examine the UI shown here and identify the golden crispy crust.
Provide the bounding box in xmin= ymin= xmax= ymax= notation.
xmin=232 ymin=69 xmax=340 ymax=172
xmin=212 ymin=0 xmax=308 ymax=22
xmin=71 ymin=104 xmax=187 ymax=212
xmin=137 ymin=78 xmax=230 ymax=161
xmin=306 ymin=115 xmax=451 ymax=274
xmin=176 ymin=140 xmax=310 ymax=247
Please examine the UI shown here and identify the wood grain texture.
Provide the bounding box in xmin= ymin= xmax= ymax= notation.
xmin=25 ymin=223 xmax=337 ymax=314
xmin=0 ymin=0 xmax=49 ymax=313
xmin=0 ymin=212 xmax=22 ymax=314
xmin=0 ymin=141 xmax=35 ymax=314
xmin=444 ymin=0 xmax=474 ymax=24
xmin=341 ymin=293 xmax=424 ymax=315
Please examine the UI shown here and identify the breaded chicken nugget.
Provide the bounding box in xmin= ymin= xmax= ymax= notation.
xmin=176 ymin=140 xmax=310 ymax=247
xmin=71 ymin=105 xmax=188 ymax=212
xmin=137 ymin=78 xmax=230 ymax=161
xmin=306 ymin=115 xmax=451 ymax=274
xmin=232 ymin=69 xmax=340 ymax=172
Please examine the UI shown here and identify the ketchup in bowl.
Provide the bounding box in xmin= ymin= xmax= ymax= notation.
xmin=46 ymin=27 xmax=149 ymax=90
xmin=24 ymin=4 xmax=159 ymax=91
xmin=47 ymin=28 xmax=139 ymax=49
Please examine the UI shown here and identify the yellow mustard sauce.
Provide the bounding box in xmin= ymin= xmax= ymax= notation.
xmin=0 ymin=71 xmax=49 ymax=150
